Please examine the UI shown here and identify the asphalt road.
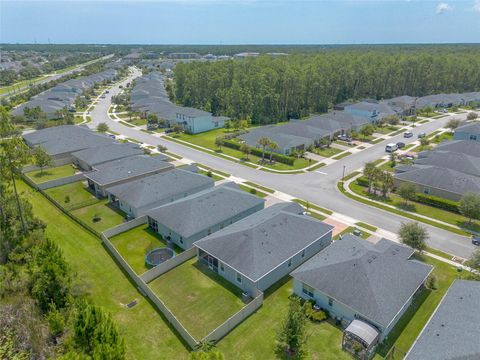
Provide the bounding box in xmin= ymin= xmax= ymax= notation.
xmin=90 ymin=68 xmax=476 ymax=259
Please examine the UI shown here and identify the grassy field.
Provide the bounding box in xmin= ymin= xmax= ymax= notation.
xmin=25 ymin=164 xmax=76 ymax=183
xmin=312 ymin=146 xmax=343 ymax=157
xmin=350 ymin=182 xmax=480 ymax=233
xmin=169 ymin=129 xmax=312 ymax=171
xmin=70 ymin=200 xmax=126 ymax=232
xmin=217 ymin=278 xmax=351 ymax=360
xmin=44 ymin=181 xmax=99 ymax=210
xmin=149 ymin=258 xmax=245 ymax=340
xmin=16 ymin=180 xmax=190 ymax=360
xmin=109 ymin=224 xmax=172 ymax=275
xmin=0 ymin=74 xmax=49 ymax=95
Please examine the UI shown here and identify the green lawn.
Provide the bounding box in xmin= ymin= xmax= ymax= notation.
xmin=312 ymin=147 xmax=343 ymax=157
xmin=355 ymin=222 xmax=378 ymax=232
xmin=332 ymin=151 xmax=351 ymax=160
xmin=350 ymin=182 xmax=480 ymax=233
xmin=411 ymin=144 xmax=432 ymax=153
xmin=0 ymin=74 xmax=48 ymax=95
xmin=25 ymin=164 xmax=76 ymax=184
xmin=243 ymin=181 xmax=275 ymax=194
xmin=149 ymin=258 xmax=245 ymax=340
xmin=169 ymin=130 xmax=313 ymax=171
xmin=109 ymin=224 xmax=176 ymax=275
xmin=334 ymin=226 xmax=370 ymax=240
xmin=128 ymin=118 xmax=147 ymax=127
xmin=217 ymin=278 xmax=351 ymax=360
xmin=198 ymin=169 xmax=223 ymax=182
xmin=374 ymin=126 xmax=399 ymax=135
xmin=239 ymin=184 xmax=268 ymax=198
xmin=431 ymin=132 xmax=453 ymax=144
xmin=70 ymin=200 xmax=126 ymax=232
xmin=375 ymin=255 xmax=475 ymax=359
xmin=16 ymin=180 xmax=190 ymax=360
xmin=44 ymin=181 xmax=99 ymax=210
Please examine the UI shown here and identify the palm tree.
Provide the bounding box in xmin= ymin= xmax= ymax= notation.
xmin=380 ymin=171 xmax=394 ymax=198
xmin=240 ymin=143 xmax=250 ymax=160
xmin=268 ymin=141 xmax=278 ymax=163
xmin=363 ymin=162 xmax=378 ymax=194
xmin=257 ymin=137 xmax=271 ymax=162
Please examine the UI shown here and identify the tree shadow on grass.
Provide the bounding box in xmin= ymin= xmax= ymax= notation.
xmin=33 ymin=171 xmax=53 ymax=178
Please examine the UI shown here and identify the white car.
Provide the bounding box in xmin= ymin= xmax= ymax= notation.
xmin=385 ymin=143 xmax=398 ymax=152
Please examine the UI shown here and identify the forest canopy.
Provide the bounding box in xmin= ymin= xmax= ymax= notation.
xmin=172 ymin=47 xmax=480 ymax=124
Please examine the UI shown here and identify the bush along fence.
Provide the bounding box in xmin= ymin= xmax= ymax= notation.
xmin=102 ymin=219 xmax=265 ymax=349
xmin=222 ymin=139 xmax=295 ymax=165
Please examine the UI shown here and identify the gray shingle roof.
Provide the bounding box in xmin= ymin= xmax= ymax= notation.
xmin=414 ymin=151 xmax=480 ymax=177
xmin=145 ymin=182 xmax=265 ymax=238
xmin=455 ymin=122 xmax=480 ymax=134
xmin=176 ymin=107 xmax=211 ymax=117
xmin=291 ymin=235 xmax=432 ymax=328
xmin=106 ymin=168 xmax=214 ymax=209
xmin=239 ymin=127 xmax=312 ymax=150
xmin=195 ymin=202 xmax=334 ymax=282
xmin=84 ymin=155 xmax=173 ymax=186
xmin=432 ymin=140 xmax=480 ymax=158
xmin=72 ymin=143 xmax=144 ymax=167
xmin=405 ymin=280 xmax=480 ymax=360
xmin=394 ymin=165 xmax=480 ymax=196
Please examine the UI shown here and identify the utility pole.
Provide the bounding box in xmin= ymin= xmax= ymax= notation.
xmin=342 ymin=165 xmax=346 ymax=181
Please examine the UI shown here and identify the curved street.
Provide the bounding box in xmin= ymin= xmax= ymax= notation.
xmin=89 ymin=68 xmax=476 ymax=259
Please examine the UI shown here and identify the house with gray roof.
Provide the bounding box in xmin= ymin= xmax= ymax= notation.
xmin=175 ymin=107 xmax=227 ymax=134
xmin=145 ymin=182 xmax=265 ymax=250
xmin=416 ymin=93 xmax=464 ymax=109
xmin=384 ymin=95 xmax=417 ymax=116
xmin=413 ymin=151 xmax=480 ymax=177
xmin=427 ymin=140 xmax=480 ymax=158
xmin=405 ymin=280 xmax=480 ymax=360
xmin=194 ymin=202 xmax=334 ymax=296
xmin=84 ymin=155 xmax=173 ymax=198
xmin=72 ymin=142 xmax=144 ymax=171
xmin=22 ymin=125 xmax=115 ymax=160
xmin=344 ymin=101 xmax=398 ymax=123
xmin=106 ymin=167 xmax=214 ymax=218
xmin=393 ymin=165 xmax=480 ymax=201
xmin=292 ymin=235 xmax=432 ymax=357
xmin=454 ymin=122 xmax=480 ymax=142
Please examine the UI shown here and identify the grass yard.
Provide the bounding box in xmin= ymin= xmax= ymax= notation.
xmin=149 ymin=258 xmax=245 ymax=340
xmin=217 ymin=278 xmax=351 ymax=360
xmin=334 ymin=226 xmax=370 ymax=240
xmin=374 ymin=125 xmax=399 ymax=135
xmin=198 ymin=169 xmax=223 ymax=182
xmin=355 ymin=222 xmax=378 ymax=232
xmin=25 ymin=164 xmax=76 ymax=184
xmin=169 ymin=130 xmax=312 ymax=171
xmin=312 ymin=146 xmax=343 ymax=157
xmin=16 ymin=180 xmax=190 ymax=360
xmin=332 ymin=151 xmax=351 ymax=160
xmin=44 ymin=181 xmax=99 ymax=210
xmin=128 ymin=118 xmax=147 ymax=127
xmin=431 ymin=132 xmax=453 ymax=144
xmin=70 ymin=200 xmax=126 ymax=232
xmin=109 ymin=224 xmax=177 ymax=275
xmin=239 ymin=184 xmax=268 ymax=198
xmin=243 ymin=181 xmax=275 ymax=194
xmin=375 ymin=255 xmax=476 ymax=359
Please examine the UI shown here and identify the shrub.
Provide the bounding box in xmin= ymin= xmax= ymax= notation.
xmin=356 ymin=176 xmax=370 ymax=187
xmin=206 ymin=170 xmax=213 ymax=178
xmin=223 ymin=139 xmax=295 ymax=165
xmin=415 ymin=193 xmax=459 ymax=213
xmin=304 ymin=302 xmax=327 ymax=322
xmin=64 ymin=195 xmax=71 ymax=203
xmin=250 ymin=188 xmax=257 ymax=195
xmin=426 ymin=274 xmax=437 ymax=290
xmin=92 ymin=214 xmax=101 ymax=223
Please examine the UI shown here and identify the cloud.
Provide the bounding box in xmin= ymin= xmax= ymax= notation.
xmin=436 ymin=2 xmax=452 ymax=14
xmin=474 ymin=0 xmax=480 ymax=13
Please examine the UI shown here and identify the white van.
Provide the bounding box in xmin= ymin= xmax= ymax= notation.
xmin=385 ymin=143 xmax=398 ymax=152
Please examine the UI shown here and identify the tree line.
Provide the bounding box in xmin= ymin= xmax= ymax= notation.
xmin=172 ymin=47 xmax=480 ymax=124
xmin=0 ymin=107 xmax=126 ymax=359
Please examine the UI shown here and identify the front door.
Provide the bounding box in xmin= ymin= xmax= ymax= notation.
xmin=208 ymin=255 xmax=214 ymax=270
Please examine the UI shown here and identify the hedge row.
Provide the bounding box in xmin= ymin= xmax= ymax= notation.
xmin=223 ymin=139 xmax=295 ymax=165
xmin=356 ymin=176 xmax=370 ymax=187
xmin=414 ymin=193 xmax=459 ymax=214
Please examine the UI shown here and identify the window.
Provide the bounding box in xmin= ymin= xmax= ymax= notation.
xmin=220 ymin=263 xmax=224 ymax=272
xmin=302 ymin=283 xmax=314 ymax=298
xmin=470 ymin=135 xmax=477 ymax=141
xmin=214 ymin=121 xmax=219 ymax=127
xmin=288 ymin=259 xmax=292 ymax=268
xmin=301 ymin=249 xmax=305 ymax=258
xmin=423 ymin=187 xmax=430 ymax=195
xmin=180 ymin=237 xmax=183 ymax=244
xmin=328 ymin=297 xmax=334 ymax=307
xmin=236 ymin=273 xmax=242 ymax=283
xmin=208 ymin=228 xmax=212 ymax=235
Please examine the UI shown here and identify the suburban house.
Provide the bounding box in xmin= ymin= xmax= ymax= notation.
xmin=416 ymin=93 xmax=464 ymax=109
xmin=453 ymin=122 xmax=480 ymax=142
xmin=175 ymin=108 xmax=227 ymax=134
xmin=106 ymin=167 xmax=214 ymax=218
xmin=291 ymin=235 xmax=432 ymax=359
xmin=71 ymin=142 xmax=144 ymax=171
xmin=297 ymin=115 xmax=347 ymax=138
xmin=145 ymin=182 xmax=265 ymax=250
xmin=344 ymin=101 xmax=398 ymax=123
xmin=84 ymin=155 xmax=173 ymax=198
xmin=194 ymin=202 xmax=334 ymax=296
xmin=384 ymin=95 xmax=417 ymax=116
xmin=405 ymin=280 xmax=480 ymax=360
xmin=412 ymin=151 xmax=480 ymax=177
xmin=22 ymin=125 xmax=115 ymax=160
xmin=269 ymin=122 xmax=332 ymax=145
xmin=423 ymin=139 xmax=480 ymax=158
xmin=393 ymin=165 xmax=480 ymax=201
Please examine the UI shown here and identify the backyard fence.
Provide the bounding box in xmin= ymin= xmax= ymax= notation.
xmin=101 ymin=227 xmax=199 ymax=349
xmin=37 ymin=173 xmax=85 ymax=190
xmin=140 ymin=247 xmax=196 ymax=283
xmin=202 ymin=288 xmax=264 ymax=344
xmin=21 ymin=157 xmax=72 ymax=173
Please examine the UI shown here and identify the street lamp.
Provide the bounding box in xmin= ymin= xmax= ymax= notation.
xmin=342 ymin=165 xmax=346 ymax=181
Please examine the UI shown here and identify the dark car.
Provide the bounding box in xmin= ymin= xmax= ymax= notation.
xmin=404 ymin=131 xmax=413 ymax=138
xmin=337 ymin=134 xmax=353 ymax=143
xmin=472 ymin=236 xmax=480 ymax=246
xmin=396 ymin=142 xmax=406 ymax=149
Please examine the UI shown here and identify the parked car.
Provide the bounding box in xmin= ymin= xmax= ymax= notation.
xmin=105 ymin=90 xmax=109 ymax=94
xmin=164 ymin=128 xmax=174 ymax=134
xmin=119 ymin=85 xmax=123 ymax=89
xmin=337 ymin=134 xmax=353 ymax=143
xmin=472 ymin=236 xmax=480 ymax=246
xmin=396 ymin=142 xmax=406 ymax=149
xmin=404 ymin=131 xmax=413 ymax=138
xmin=108 ymin=134 xmax=116 ymax=139
xmin=418 ymin=132 xmax=426 ymax=138
xmin=100 ymin=95 xmax=106 ymax=99
xmin=385 ymin=143 xmax=398 ymax=152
